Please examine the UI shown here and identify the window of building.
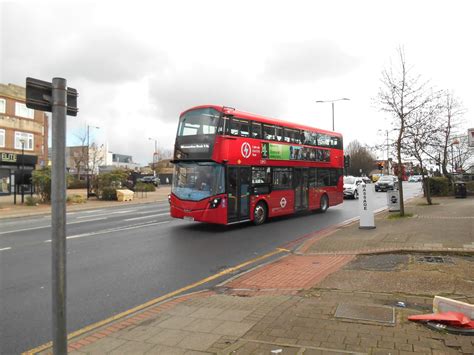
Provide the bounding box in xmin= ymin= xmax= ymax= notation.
xmin=15 ymin=102 xmax=34 ymax=119
xmin=0 ymin=129 xmax=5 ymax=147
xmin=263 ymin=124 xmax=275 ymax=141
xmin=251 ymin=122 xmax=262 ymax=139
xmin=15 ymin=131 xmax=34 ymax=150
xmin=273 ymin=167 xmax=292 ymax=189
xmin=0 ymin=98 xmax=5 ymax=114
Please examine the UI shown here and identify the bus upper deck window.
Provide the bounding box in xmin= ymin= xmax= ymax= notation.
xmin=251 ymin=122 xmax=262 ymax=139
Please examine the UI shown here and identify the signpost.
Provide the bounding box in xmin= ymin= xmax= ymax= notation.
xmin=387 ymin=190 xmax=400 ymax=212
xmin=358 ymin=183 xmax=375 ymax=229
xmin=26 ymin=77 xmax=78 ymax=355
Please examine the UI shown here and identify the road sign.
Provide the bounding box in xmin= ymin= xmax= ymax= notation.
xmin=387 ymin=190 xmax=400 ymax=212
xmin=26 ymin=77 xmax=78 ymax=116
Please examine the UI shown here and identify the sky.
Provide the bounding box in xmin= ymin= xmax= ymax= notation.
xmin=1 ymin=0 xmax=473 ymax=164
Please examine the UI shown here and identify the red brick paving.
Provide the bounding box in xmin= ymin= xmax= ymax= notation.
xmin=226 ymin=254 xmax=354 ymax=290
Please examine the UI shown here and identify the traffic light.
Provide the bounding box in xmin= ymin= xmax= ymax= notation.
xmin=377 ymin=162 xmax=384 ymax=171
xmin=344 ymin=155 xmax=351 ymax=168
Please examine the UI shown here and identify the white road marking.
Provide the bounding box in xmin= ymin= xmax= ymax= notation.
xmin=124 ymin=213 xmax=169 ymax=221
xmin=137 ymin=208 xmax=170 ymax=214
xmin=1 ymin=217 xmax=109 ymax=235
xmin=0 ymin=225 xmax=51 ymax=235
xmin=43 ymin=221 xmax=169 ymax=242
xmin=0 ymin=247 xmax=12 ymax=251
xmin=75 ymin=209 xmax=136 ymax=219
xmin=80 ymin=209 xmax=106 ymax=214
xmin=67 ymin=217 xmax=107 ymax=225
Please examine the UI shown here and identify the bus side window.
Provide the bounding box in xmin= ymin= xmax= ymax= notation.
xmin=309 ymin=168 xmax=317 ymax=188
xmin=273 ymin=168 xmax=292 ymax=189
xmin=251 ymin=122 xmax=262 ymax=139
xmin=263 ymin=124 xmax=275 ymax=140
xmin=317 ymin=169 xmax=330 ymax=187
xmin=240 ymin=120 xmax=250 ymax=137
xmin=229 ymin=119 xmax=240 ymax=136
xmin=275 ymin=126 xmax=283 ymax=141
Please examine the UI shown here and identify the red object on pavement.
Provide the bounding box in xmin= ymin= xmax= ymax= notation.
xmin=409 ymin=311 xmax=474 ymax=329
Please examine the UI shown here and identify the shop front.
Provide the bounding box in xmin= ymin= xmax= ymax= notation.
xmin=0 ymin=152 xmax=38 ymax=196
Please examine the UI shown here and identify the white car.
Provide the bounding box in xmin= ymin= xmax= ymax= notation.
xmin=408 ymin=175 xmax=423 ymax=182
xmin=343 ymin=176 xmax=364 ymax=199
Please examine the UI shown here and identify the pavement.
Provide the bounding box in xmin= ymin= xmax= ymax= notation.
xmin=0 ymin=186 xmax=171 ymax=219
xmin=28 ymin=195 xmax=474 ymax=355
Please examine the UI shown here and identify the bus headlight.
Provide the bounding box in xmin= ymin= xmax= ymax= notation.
xmin=209 ymin=198 xmax=221 ymax=208
xmin=168 ymin=194 xmax=171 ymax=204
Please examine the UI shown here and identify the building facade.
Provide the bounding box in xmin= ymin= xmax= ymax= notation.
xmin=0 ymin=83 xmax=49 ymax=195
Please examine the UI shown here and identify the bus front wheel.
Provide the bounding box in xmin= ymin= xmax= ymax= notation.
xmin=319 ymin=195 xmax=329 ymax=213
xmin=253 ymin=202 xmax=267 ymax=225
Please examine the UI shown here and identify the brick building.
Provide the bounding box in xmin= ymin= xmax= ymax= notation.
xmin=0 ymin=83 xmax=49 ymax=195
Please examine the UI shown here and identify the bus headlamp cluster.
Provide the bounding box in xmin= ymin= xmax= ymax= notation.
xmin=209 ymin=197 xmax=221 ymax=208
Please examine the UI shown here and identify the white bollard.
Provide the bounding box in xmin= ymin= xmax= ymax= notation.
xmin=359 ymin=183 xmax=376 ymax=229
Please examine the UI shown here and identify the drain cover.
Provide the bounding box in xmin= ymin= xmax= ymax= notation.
xmin=335 ymin=303 xmax=395 ymax=324
xmin=416 ymin=256 xmax=452 ymax=264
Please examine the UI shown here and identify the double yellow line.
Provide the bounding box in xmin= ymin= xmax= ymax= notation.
xmin=24 ymin=247 xmax=289 ymax=354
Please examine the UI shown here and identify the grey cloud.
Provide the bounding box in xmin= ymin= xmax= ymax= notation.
xmin=1 ymin=3 xmax=166 ymax=84
xmin=263 ymin=41 xmax=359 ymax=83
xmin=149 ymin=66 xmax=286 ymax=123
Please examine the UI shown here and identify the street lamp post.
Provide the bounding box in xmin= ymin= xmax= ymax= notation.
xmin=450 ymin=139 xmax=460 ymax=174
xmin=377 ymin=129 xmax=393 ymax=175
xmin=20 ymin=138 xmax=26 ymax=203
xmin=86 ymin=125 xmax=100 ymax=199
xmin=315 ymin=98 xmax=350 ymax=131
xmin=148 ymin=137 xmax=158 ymax=175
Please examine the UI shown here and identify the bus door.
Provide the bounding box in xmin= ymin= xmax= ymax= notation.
xmin=294 ymin=168 xmax=309 ymax=210
xmin=227 ymin=166 xmax=251 ymax=223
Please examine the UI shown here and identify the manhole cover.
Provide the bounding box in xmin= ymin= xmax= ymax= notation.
xmin=335 ymin=303 xmax=395 ymax=324
xmin=416 ymin=256 xmax=453 ymax=264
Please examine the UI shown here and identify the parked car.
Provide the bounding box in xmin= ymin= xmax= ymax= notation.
xmin=343 ymin=176 xmax=364 ymax=199
xmin=408 ymin=175 xmax=423 ymax=182
xmin=375 ymin=175 xmax=398 ymax=192
xmin=138 ymin=176 xmax=160 ymax=186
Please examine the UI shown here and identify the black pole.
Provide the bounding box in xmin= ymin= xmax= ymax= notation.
xmin=86 ymin=125 xmax=90 ymax=199
xmin=21 ymin=143 xmax=25 ymax=204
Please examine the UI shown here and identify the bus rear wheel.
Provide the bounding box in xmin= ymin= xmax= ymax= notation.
xmin=253 ymin=202 xmax=267 ymax=225
xmin=319 ymin=195 xmax=329 ymax=213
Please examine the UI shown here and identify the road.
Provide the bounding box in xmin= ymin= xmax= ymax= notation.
xmin=0 ymin=183 xmax=422 ymax=354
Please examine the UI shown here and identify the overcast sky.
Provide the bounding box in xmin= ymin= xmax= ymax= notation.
xmin=1 ymin=0 xmax=473 ymax=164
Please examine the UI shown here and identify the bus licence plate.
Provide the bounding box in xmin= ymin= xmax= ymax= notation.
xmin=183 ymin=216 xmax=194 ymax=221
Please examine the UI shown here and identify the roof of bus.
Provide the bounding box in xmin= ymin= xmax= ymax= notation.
xmin=180 ymin=105 xmax=342 ymax=137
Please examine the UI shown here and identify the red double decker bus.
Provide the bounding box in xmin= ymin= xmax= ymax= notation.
xmin=170 ymin=105 xmax=344 ymax=225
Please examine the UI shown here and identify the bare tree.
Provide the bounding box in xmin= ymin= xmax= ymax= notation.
xmin=438 ymin=92 xmax=466 ymax=176
xmin=89 ymin=143 xmax=105 ymax=175
xmin=450 ymin=135 xmax=472 ymax=173
xmin=346 ymin=140 xmax=376 ymax=176
xmin=402 ymin=100 xmax=442 ymax=204
xmin=375 ymin=47 xmax=434 ymax=216
xmin=71 ymin=128 xmax=88 ymax=179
